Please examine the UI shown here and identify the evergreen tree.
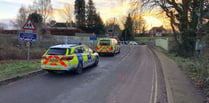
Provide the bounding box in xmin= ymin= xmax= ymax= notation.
xmin=123 ymin=14 xmax=134 ymax=40
xmin=74 ymin=0 xmax=86 ymax=30
xmin=94 ymin=14 xmax=105 ymax=34
xmin=28 ymin=11 xmax=43 ymax=27
xmin=28 ymin=11 xmax=43 ymax=39
xmin=86 ymin=0 xmax=105 ymax=34
xmin=86 ymin=0 xmax=96 ymax=33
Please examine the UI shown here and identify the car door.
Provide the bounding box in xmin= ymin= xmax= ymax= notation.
xmin=85 ymin=46 xmax=94 ymax=65
xmin=74 ymin=47 xmax=83 ymax=64
xmin=80 ymin=46 xmax=89 ymax=68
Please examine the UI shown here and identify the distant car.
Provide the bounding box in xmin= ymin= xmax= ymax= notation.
xmin=129 ymin=41 xmax=138 ymax=45
xmin=41 ymin=43 xmax=99 ymax=74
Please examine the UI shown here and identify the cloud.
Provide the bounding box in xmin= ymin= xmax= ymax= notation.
xmin=0 ymin=18 xmax=15 ymax=29
xmin=0 ymin=0 xmax=33 ymax=7
xmin=51 ymin=0 xmax=130 ymax=23
xmin=0 ymin=0 xmax=132 ymax=25
xmin=141 ymin=10 xmax=171 ymax=30
xmin=95 ymin=0 xmax=130 ymax=22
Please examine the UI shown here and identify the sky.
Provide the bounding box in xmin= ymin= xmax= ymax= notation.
xmin=0 ymin=0 xmax=168 ymax=30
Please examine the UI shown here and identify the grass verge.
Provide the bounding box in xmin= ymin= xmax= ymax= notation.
xmin=168 ymin=53 xmax=209 ymax=101
xmin=0 ymin=60 xmax=41 ymax=81
xmin=135 ymin=36 xmax=173 ymax=41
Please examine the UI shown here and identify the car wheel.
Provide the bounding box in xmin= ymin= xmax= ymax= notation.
xmin=94 ymin=56 xmax=99 ymax=66
xmin=47 ymin=70 xmax=56 ymax=74
xmin=118 ymin=49 xmax=120 ymax=54
xmin=111 ymin=51 xmax=115 ymax=56
xmin=75 ymin=63 xmax=83 ymax=74
xmin=99 ymin=53 xmax=102 ymax=56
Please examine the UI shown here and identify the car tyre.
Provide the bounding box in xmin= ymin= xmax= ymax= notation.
xmin=111 ymin=51 xmax=115 ymax=56
xmin=47 ymin=70 xmax=56 ymax=74
xmin=94 ymin=56 xmax=99 ymax=66
xmin=75 ymin=62 xmax=83 ymax=74
xmin=98 ymin=53 xmax=102 ymax=56
xmin=118 ymin=49 xmax=120 ymax=54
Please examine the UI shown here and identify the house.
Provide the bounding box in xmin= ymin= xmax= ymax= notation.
xmin=149 ymin=26 xmax=167 ymax=36
xmin=47 ymin=22 xmax=84 ymax=36
xmin=47 ymin=22 xmax=93 ymax=46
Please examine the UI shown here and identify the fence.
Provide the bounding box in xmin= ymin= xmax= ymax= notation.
xmin=155 ymin=38 xmax=169 ymax=51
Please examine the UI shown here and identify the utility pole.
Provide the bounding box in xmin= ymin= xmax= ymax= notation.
xmin=112 ymin=17 xmax=116 ymax=38
xmin=65 ymin=21 xmax=70 ymax=44
xmin=195 ymin=0 xmax=204 ymax=57
xmin=196 ymin=0 xmax=203 ymax=39
xmin=125 ymin=28 xmax=127 ymax=41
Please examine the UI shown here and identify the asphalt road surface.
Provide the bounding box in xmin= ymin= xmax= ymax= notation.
xmin=0 ymin=45 xmax=167 ymax=103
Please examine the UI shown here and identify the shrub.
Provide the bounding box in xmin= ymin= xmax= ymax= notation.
xmin=0 ymin=34 xmax=61 ymax=60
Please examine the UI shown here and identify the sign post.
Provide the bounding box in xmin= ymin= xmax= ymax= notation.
xmin=195 ymin=39 xmax=204 ymax=58
xmin=25 ymin=42 xmax=31 ymax=63
xmin=20 ymin=19 xmax=37 ymax=63
xmin=90 ymin=33 xmax=97 ymax=51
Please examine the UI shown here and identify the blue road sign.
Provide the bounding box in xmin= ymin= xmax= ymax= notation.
xmin=19 ymin=32 xmax=37 ymax=42
xmin=90 ymin=36 xmax=97 ymax=41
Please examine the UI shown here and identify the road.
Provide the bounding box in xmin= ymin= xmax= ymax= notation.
xmin=0 ymin=45 xmax=167 ymax=103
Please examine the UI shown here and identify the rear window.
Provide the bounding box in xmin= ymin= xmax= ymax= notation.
xmin=47 ymin=48 xmax=68 ymax=55
xmin=100 ymin=40 xmax=110 ymax=45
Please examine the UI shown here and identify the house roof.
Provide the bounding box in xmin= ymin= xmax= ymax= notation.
xmin=150 ymin=26 xmax=166 ymax=32
xmin=48 ymin=28 xmax=84 ymax=36
xmin=51 ymin=23 xmax=69 ymax=28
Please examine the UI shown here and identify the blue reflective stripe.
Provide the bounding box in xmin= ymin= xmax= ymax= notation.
xmin=76 ymin=54 xmax=83 ymax=62
xmin=88 ymin=53 xmax=91 ymax=60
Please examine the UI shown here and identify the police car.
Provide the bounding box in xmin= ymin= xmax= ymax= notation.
xmin=41 ymin=43 xmax=99 ymax=74
xmin=97 ymin=38 xmax=120 ymax=56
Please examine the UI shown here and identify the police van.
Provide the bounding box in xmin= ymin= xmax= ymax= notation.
xmin=41 ymin=43 xmax=99 ymax=74
xmin=97 ymin=38 xmax=120 ymax=56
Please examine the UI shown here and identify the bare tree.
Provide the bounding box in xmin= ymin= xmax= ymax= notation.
xmin=32 ymin=0 xmax=53 ymax=24
xmin=0 ymin=23 xmax=7 ymax=30
xmin=124 ymin=0 xmax=206 ymax=41
xmin=13 ymin=6 xmax=27 ymax=29
xmin=62 ymin=3 xmax=73 ymax=22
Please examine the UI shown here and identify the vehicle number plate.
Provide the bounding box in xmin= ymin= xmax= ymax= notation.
xmin=49 ymin=59 xmax=59 ymax=62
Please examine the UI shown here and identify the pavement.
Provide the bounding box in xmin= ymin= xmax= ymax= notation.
xmin=153 ymin=47 xmax=205 ymax=103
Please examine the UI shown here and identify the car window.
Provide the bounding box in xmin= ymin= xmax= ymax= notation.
xmin=83 ymin=46 xmax=91 ymax=53
xmin=74 ymin=48 xmax=78 ymax=53
xmin=100 ymin=40 xmax=110 ymax=45
xmin=47 ymin=48 xmax=67 ymax=55
xmin=81 ymin=47 xmax=86 ymax=53
xmin=74 ymin=47 xmax=83 ymax=53
xmin=68 ymin=48 xmax=72 ymax=55
xmin=88 ymin=48 xmax=93 ymax=53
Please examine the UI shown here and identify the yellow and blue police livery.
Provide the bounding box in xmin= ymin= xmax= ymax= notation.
xmin=41 ymin=43 xmax=99 ymax=74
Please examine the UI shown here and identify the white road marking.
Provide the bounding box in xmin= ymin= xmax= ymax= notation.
xmin=149 ymin=66 xmax=155 ymax=103
xmin=148 ymin=48 xmax=158 ymax=103
xmin=154 ymin=59 xmax=158 ymax=103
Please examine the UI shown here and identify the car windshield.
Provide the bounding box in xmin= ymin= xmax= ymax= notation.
xmin=47 ymin=48 xmax=67 ymax=55
xmin=100 ymin=40 xmax=110 ymax=46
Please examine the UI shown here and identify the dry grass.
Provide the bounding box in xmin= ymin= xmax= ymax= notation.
xmin=169 ymin=53 xmax=209 ymax=99
xmin=0 ymin=34 xmax=61 ymax=60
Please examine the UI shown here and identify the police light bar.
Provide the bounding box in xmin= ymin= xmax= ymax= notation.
xmin=67 ymin=42 xmax=82 ymax=45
